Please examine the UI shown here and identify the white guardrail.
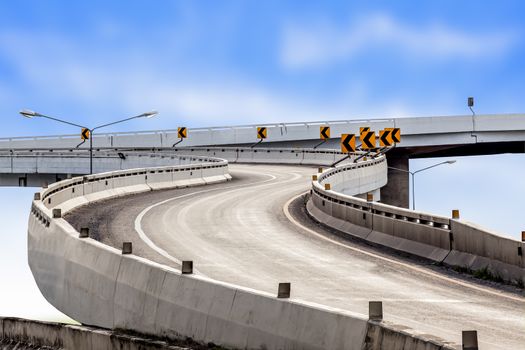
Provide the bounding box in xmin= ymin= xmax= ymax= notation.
xmin=27 ymin=150 xmax=458 ymax=350
xmin=310 ymin=164 xmax=525 ymax=286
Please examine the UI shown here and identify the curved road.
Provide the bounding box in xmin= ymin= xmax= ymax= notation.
xmin=67 ymin=163 xmax=524 ymax=350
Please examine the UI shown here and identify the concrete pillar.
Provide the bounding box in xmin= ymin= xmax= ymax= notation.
xmin=382 ymin=154 xmax=409 ymax=208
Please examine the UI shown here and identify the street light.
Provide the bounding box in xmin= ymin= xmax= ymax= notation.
xmin=19 ymin=109 xmax=158 ymax=174
xmin=388 ymin=160 xmax=456 ymax=210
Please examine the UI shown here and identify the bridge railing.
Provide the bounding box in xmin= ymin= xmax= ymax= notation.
xmin=310 ymin=161 xmax=525 ymax=285
xmin=4 ymin=113 xmax=524 ymax=149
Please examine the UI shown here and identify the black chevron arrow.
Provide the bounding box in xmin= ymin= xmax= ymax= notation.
xmin=320 ymin=127 xmax=329 ymax=139
xmin=341 ymin=134 xmax=355 ymax=152
xmin=391 ymin=128 xmax=400 ymax=143
xmin=178 ymin=127 xmax=186 ymax=138
xmin=81 ymin=128 xmax=90 ymax=140
xmin=258 ymin=127 xmax=266 ymax=138
xmin=362 ymin=131 xmax=374 ymax=148
xmin=380 ymin=129 xmax=391 ymax=146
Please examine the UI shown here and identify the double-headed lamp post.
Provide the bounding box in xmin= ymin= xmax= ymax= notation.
xmin=388 ymin=160 xmax=456 ymax=210
xmin=20 ymin=109 xmax=158 ymax=174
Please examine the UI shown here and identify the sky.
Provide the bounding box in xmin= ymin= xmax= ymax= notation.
xmin=0 ymin=1 xmax=523 ymax=321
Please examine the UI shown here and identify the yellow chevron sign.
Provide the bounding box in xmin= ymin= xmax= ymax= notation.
xmin=320 ymin=126 xmax=330 ymax=140
xmin=178 ymin=127 xmax=187 ymax=138
xmin=340 ymin=134 xmax=356 ymax=153
xmin=257 ymin=127 xmax=267 ymax=139
xmin=81 ymin=128 xmax=90 ymax=140
xmin=360 ymin=131 xmax=376 ymax=149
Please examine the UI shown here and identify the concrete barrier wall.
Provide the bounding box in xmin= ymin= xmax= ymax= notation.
xmin=0 ymin=150 xmax=216 ymax=177
xmin=0 ymin=317 xmax=194 ymax=350
xmin=172 ymin=146 xmax=350 ymax=166
xmin=445 ymin=220 xmax=524 ymax=283
xmin=310 ymin=159 xmax=525 ymax=285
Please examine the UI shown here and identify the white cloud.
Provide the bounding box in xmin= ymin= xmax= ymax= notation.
xmin=0 ymin=30 xmax=423 ymax=130
xmin=280 ymin=13 xmax=517 ymax=69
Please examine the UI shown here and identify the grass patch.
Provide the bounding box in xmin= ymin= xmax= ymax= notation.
xmin=472 ymin=266 xmax=504 ymax=283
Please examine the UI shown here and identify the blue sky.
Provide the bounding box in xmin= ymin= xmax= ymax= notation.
xmin=0 ymin=1 xmax=523 ymax=321
xmin=1 ymin=1 xmax=524 ymax=133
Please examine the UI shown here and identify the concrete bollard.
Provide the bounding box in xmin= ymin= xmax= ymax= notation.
xmin=181 ymin=261 xmax=193 ymax=274
xmin=34 ymin=193 xmax=41 ymax=200
xmin=52 ymin=209 xmax=61 ymax=218
xmin=462 ymin=330 xmax=478 ymax=350
xmin=277 ymin=282 xmax=291 ymax=298
xmin=452 ymin=209 xmax=460 ymax=219
xmin=79 ymin=228 xmax=89 ymax=238
xmin=122 ymin=242 xmax=132 ymax=255
xmin=521 ymin=231 xmax=525 ymax=242
xmin=366 ymin=193 xmax=373 ymax=202
xmin=324 ymin=183 xmax=331 ymax=190
xmin=369 ymin=301 xmax=383 ymax=321
xmin=318 ymin=167 xmax=323 ymax=173
xmin=312 ymin=175 xmax=318 ymax=181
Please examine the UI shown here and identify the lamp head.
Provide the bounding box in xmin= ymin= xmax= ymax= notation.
xmin=446 ymin=160 xmax=456 ymax=164
xmin=20 ymin=109 xmax=39 ymax=118
xmin=141 ymin=110 xmax=158 ymax=119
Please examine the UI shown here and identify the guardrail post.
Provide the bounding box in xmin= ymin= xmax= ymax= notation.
xmin=324 ymin=183 xmax=331 ymax=190
xmin=369 ymin=301 xmax=383 ymax=321
xmin=122 ymin=242 xmax=132 ymax=254
xmin=452 ymin=209 xmax=460 ymax=219
xmin=52 ymin=209 xmax=61 ymax=218
xmin=182 ymin=261 xmax=193 ymax=274
xmin=462 ymin=330 xmax=478 ymax=350
xmin=277 ymin=282 xmax=291 ymax=298
xmin=79 ymin=228 xmax=89 ymax=238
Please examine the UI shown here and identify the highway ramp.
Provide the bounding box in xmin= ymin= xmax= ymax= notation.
xmin=65 ymin=163 xmax=525 ymax=350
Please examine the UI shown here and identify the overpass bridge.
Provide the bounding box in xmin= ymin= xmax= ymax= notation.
xmin=2 ymin=113 xmax=524 ymax=349
xmin=1 ymin=113 xmax=524 ymax=207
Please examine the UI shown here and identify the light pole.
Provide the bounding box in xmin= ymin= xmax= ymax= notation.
xmin=20 ymin=109 xmax=158 ymax=174
xmin=388 ymin=160 xmax=456 ymax=210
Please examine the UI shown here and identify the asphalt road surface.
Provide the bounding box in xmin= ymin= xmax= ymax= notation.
xmin=67 ymin=163 xmax=525 ymax=350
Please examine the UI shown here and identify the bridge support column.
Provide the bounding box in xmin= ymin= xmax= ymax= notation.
xmin=382 ymin=154 xmax=409 ymax=208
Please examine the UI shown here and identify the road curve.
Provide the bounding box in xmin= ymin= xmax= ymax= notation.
xmin=66 ymin=163 xmax=524 ymax=349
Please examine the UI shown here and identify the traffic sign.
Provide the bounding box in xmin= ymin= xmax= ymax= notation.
xmin=379 ymin=129 xmax=393 ymax=147
xmin=178 ymin=127 xmax=187 ymax=138
xmin=361 ymin=131 xmax=376 ymax=149
xmin=385 ymin=127 xmax=401 ymax=143
xmin=81 ymin=128 xmax=90 ymax=140
xmin=257 ymin=127 xmax=267 ymax=139
xmin=320 ymin=126 xmax=330 ymax=140
xmin=340 ymin=134 xmax=356 ymax=153
xmin=360 ymin=127 xmax=370 ymax=134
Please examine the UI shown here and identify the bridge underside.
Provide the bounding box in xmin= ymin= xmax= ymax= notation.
xmin=382 ymin=141 xmax=524 ymax=208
